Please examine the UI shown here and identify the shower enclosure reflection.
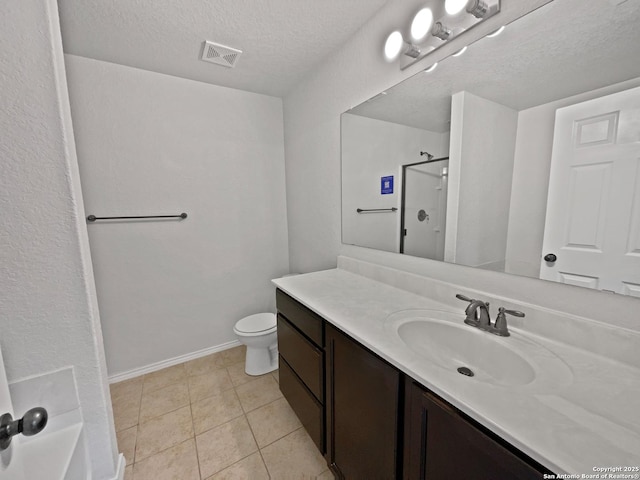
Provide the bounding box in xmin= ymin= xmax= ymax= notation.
xmin=400 ymin=157 xmax=449 ymax=261
xmin=341 ymin=111 xmax=450 ymax=255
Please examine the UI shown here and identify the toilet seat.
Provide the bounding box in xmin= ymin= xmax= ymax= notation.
xmin=234 ymin=313 xmax=276 ymax=336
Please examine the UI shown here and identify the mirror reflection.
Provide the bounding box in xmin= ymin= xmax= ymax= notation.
xmin=341 ymin=0 xmax=640 ymax=296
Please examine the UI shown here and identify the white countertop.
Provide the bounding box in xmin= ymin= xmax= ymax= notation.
xmin=273 ymin=268 xmax=640 ymax=475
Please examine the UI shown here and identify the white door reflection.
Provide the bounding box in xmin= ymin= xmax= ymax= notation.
xmin=541 ymin=85 xmax=640 ymax=295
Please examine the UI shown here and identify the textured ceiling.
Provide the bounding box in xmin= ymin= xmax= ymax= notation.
xmin=57 ymin=0 xmax=388 ymax=97
xmin=349 ymin=0 xmax=640 ymax=132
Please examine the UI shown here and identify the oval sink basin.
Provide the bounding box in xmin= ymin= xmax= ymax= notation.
xmin=398 ymin=318 xmax=535 ymax=386
xmin=386 ymin=310 xmax=572 ymax=388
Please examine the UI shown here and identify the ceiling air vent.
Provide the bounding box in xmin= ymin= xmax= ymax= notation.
xmin=201 ymin=41 xmax=242 ymax=68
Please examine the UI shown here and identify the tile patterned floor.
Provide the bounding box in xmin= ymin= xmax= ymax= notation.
xmin=111 ymin=346 xmax=333 ymax=480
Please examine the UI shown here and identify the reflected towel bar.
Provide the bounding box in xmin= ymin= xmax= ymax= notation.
xmin=87 ymin=213 xmax=188 ymax=222
xmin=356 ymin=208 xmax=398 ymax=213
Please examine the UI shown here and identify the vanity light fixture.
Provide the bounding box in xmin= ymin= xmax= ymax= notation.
xmin=411 ymin=8 xmax=434 ymax=42
xmin=445 ymin=0 xmax=468 ymax=15
xmin=385 ymin=0 xmax=500 ymax=70
xmin=384 ymin=31 xmax=421 ymax=61
xmin=466 ymin=0 xmax=489 ymax=18
xmin=432 ymin=22 xmax=453 ymax=41
xmin=452 ymin=46 xmax=468 ymax=57
xmin=486 ymin=25 xmax=505 ymax=37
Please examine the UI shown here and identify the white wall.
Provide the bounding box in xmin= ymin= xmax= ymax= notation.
xmin=282 ymin=0 xmax=640 ymax=332
xmin=65 ymin=56 xmax=290 ymax=377
xmin=505 ymin=76 xmax=640 ymax=278
xmin=341 ymin=113 xmax=447 ymax=253
xmin=446 ymin=91 xmax=518 ymax=269
xmin=0 ymin=2 xmax=118 ymax=479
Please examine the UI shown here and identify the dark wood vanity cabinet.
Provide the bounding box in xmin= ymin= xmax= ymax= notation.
xmin=276 ymin=289 xmax=325 ymax=453
xmin=403 ymin=380 xmax=550 ymax=480
xmin=325 ymin=323 xmax=402 ymax=479
xmin=276 ymin=289 xmax=552 ymax=479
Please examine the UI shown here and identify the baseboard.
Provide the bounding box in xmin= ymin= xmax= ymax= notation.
xmin=113 ymin=453 xmax=125 ymax=480
xmin=108 ymin=340 xmax=242 ymax=384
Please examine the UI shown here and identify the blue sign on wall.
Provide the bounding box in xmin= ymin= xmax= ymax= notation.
xmin=381 ymin=176 xmax=394 ymax=195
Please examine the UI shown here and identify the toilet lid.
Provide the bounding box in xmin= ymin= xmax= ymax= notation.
xmin=235 ymin=313 xmax=276 ymax=334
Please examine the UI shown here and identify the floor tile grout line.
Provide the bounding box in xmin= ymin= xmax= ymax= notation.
xmin=189 ymin=381 xmax=240 ymax=408
xmin=130 ymin=425 xmax=326 ymax=480
xmin=141 ymin=379 xmax=185 ymax=395
xmin=141 ymin=363 xmax=187 ymax=395
xmin=131 ymin=402 xmax=194 ymax=464
xmin=135 ymin=376 xmax=190 ymax=427
xmin=190 ymin=403 xmax=246 ymax=439
xmin=111 ymin=346 xmax=267 ymax=477
xmin=187 ymin=366 xmax=233 ymax=380
xmin=229 ymin=368 xmax=264 ymax=389
xmin=243 ymin=405 xmax=273 ymax=478
xmin=234 ymin=376 xmax=283 ymax=415
xmin=136 ymin=399 xmax=191 ymax=427
xmin=140 ymin=375 xmax=188 ymax=392
xmin=243 ymin=404 xmax=261 ymax=449
xmin=132 ymin=425 xmax=138 ymax=467
xmin=131 ymin=380 xmax=143 ymax=466
xmin=188 ymin=370 xmax=255 ymax=477
xmin=237 ymin=394 xmax=285 ymax=415
xmin=205 ymin=448 xmax=261 ymax=479
xmin=131 ymin=438 xmax=197 ymax=476
xmin=187 ymin=400 xmax=204 ymax=480
xmin=132 ymin=422 xmax=196 ymax=465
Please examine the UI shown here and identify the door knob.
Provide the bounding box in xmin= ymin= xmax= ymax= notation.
xmin=0 ymin=407 xmax=48 ymax=451
xmin=544 ymin=253 xmax=557 ymax=262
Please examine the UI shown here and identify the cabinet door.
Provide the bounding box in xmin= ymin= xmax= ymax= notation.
xmin=404 ymin=381 xmax=550 ymax=480
xmin=326 ymin=324 xmax=401 ymax=479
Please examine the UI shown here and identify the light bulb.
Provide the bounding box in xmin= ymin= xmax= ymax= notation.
xmin=445 ymin=0 xmax=468 ymax=15
xmin=411 ymin=8 xmax=434 ymax=42
xmin=384 ymin=31 xmax=404 ymax=61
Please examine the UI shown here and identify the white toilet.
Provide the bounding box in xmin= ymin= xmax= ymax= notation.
xmin=233 ymin=312 xmax=278 ymax=375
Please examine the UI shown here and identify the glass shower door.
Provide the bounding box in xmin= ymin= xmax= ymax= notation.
xmin=401 ymin=160 xmax=448 ymax=260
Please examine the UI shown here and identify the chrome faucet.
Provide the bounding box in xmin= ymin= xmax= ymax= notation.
xmin=457 ymin=294 xmax=491 ymax=329
xmin=456 ymin=294 xmax=525 ymax=337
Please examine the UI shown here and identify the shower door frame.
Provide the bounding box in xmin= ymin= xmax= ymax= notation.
xmin=399 ymin=156 xmax=449 ymax=254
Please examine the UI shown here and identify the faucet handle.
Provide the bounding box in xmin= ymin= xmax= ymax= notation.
xmin=456 ymin=294 xmax=490 ymax=310
xmin=502 ymin=308 xmax=525 ymax=318
xmin=493 ymin=308 xmax=525 ymax=337
xmin=455 ymin=294 xmax=473 ymax=302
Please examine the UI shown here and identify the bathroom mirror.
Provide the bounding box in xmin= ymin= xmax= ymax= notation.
xmin=341 ymin=0 xmax=640 ymax=296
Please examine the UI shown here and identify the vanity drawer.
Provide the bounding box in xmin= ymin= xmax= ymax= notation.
xmin=276 ymin=289 xmax=324 ymax=347
xmin=277 ymin=314 xmax=324 ymax=401
xmin=279 ymin=356 xmax=324 ymax=453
